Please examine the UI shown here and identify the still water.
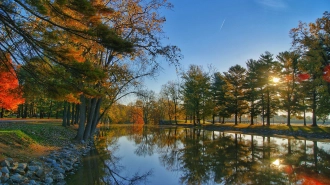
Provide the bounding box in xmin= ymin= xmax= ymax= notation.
xmin=67 ymin=125 xmax=330 ymax=185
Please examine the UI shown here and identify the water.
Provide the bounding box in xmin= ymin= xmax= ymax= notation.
xmin=67 ymin=125 xmax=330 ymax=185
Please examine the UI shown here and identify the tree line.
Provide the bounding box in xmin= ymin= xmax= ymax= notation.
xmin=133 ymin=11 xmax=330 ymax=127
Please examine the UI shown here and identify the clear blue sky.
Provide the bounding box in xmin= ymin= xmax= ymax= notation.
xmin=144 ymin=0 xmax=329 ymax=93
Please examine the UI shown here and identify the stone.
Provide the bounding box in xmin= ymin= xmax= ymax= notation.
xmin=35 ymin=169 xmax=45 ymax=178
xmin=5 ymin=158 xmax=13 ymax=164
xmin=1 ymin=167 xmax=9 ymax=174
xmin=0 ymin=172 xmax=9 ymax=182
xmin=27 ymin=165 xmax=41 ymax=172
xmin=16 ymin=167 xmax=26 ymax=175
xmin=10 ymin=173 xmax=23 ymax=183
xmin=0 ymin=160 xmax=10 ymax=167
xmin=10 ymin=162 xmax=18 ymax=171
xmin=44 ymin=177 xmax=53 ymax=184
xmin=52 ymin=170 xmax=65 ymax=181
xmin=18 ymin=163 xmax=27 ymax=169
xmin=28 ymin=179 xmax=37 ymax=185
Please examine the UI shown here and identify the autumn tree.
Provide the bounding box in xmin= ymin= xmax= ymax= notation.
xmin=0 ymin=52 xmax=24 ymax=117
xmin=290 ymin=11 xmax=330 ymax=126
xmin=161 ymin=81 xmax=181 ymax=124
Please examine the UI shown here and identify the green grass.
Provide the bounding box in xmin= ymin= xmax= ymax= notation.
xmin=0 ymin=122 xmax=76 ymax=146
xmin=0 ymin=130 xmax=35 ymax=146
xmin=164 ymin=120 xmax=330 ymax=135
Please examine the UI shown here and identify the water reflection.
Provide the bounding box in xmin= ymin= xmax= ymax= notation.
xmin=69 ymin=125 xmax=330 ymax=185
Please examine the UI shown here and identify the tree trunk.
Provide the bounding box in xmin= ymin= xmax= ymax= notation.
xmin=23 ymin=103 xmax=28 ymax=118
xmin=83 ymin=98 xmax=97 ymax=140
xmin=0 ymin=107 xmax=4 ymax=118
xmin=62 ymin=101 xmax=67 ymax=127
xmin=266 ymin=90 xmax=270 ymax=126
xmin=287 ymin=93 xmax=291 ymax=126
xmin=90 ymin=98 xmax=102 ymax=137
xmin=174 ymin=103 xmax=178 ymax=125
xmin=48 ymin=100 xmax=53 ymax=119
xmin=66 ymin=103 xmax=71 ymax=126
xmin=74 ymin=103 xmax=80 ymax=124
xmin=75 ymin=95 xmax=86 ymax=141
xmin=71 ymin=103 xmax=75 ymax=125
xmin=311 ymin=90 xmax=317 ymax=126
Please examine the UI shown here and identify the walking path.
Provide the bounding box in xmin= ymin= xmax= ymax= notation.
xmin=0 ymin=118 xmax=62 ymax=123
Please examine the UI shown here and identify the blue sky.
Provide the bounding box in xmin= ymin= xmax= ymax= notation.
xmin=143 ymin=0 xmax=329 ymax=93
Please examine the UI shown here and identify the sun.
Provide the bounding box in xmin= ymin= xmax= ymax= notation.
xmin=272 ymin=77 xmax=280 ymax=83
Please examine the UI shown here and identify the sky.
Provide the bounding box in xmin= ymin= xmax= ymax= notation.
xmin=142 ymin=0 xmax=329 ymax=94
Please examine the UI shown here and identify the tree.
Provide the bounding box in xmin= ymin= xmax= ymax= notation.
xmin=211 ymin=72 xmax=229 ymax=124
xmin=130 ymin=104 xmax=145 ymax=125
xmin=161 ymin=81 xmax=181 ymax=124
xmin=1 ymin=0 xmax=181 ymax=140
xmin=136 ymin=89 xmax=156 ymax=125
xmin=0 ymin=52 xmax=24 ymax=117
xmin=277 ymin=51 xmax=300 ymax=126
xmin=290 ymin=11 xmax=330 ymax=126
xmin=181 ymin=65 xmax=211 ymax=125
xmin=257 ymin=52 xmax=280 ymax=126
xmin=244 ymin=59 xmax=262 ymax=125
xmin=224 ymin=65 xmax=247 ymax=125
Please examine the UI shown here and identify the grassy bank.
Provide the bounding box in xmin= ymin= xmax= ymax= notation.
xmin=0 ymin=122 xmax=76 ymax=162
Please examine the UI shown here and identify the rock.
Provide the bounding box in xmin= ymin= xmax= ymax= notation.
xmin=18 ymin=163 xmax=27 ymax=169
xmin=52 ymin=170 xmax=65 ymax=181
xmin=15 ymin=167 xmax=26 ymax=175
xmin=0 ymin=160 xmax=10 ymax=167
xmin=27 ymin=165 xmax=41 ymax=172
xmin=0 ymin=142 xmax=94 ymax=185
xmin=44 ymin=177 xmax=53 ymax=184
xmin=1 ymin=166 xmax=9 ymax=174
xmin=10 ymin=162 xmax=18 ymax=171
xmin=35 ymin=168 xmax=45 ymax=178
xmin=10 ymin=173 xmax=23 ymax=183
xmin=0 ymin=172 xmax=9 ymax=182
xmin=28 ymin=179 xmax=37 ymax=185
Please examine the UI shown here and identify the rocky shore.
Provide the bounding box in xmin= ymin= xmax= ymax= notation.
xmin=0 ymin=141 xmax=93 ymax=185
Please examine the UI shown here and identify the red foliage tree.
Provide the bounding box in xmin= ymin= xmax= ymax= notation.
xmin=0 ymin=53 xmax=25 ymax=115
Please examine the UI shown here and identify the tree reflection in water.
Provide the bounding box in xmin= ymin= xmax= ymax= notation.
xmin=90 ymin=125 xmax=330 ymax=185
xmin=67 ymin=126 xmax=153 ymax=185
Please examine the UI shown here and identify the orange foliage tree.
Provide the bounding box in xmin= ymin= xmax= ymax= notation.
xmin=0 ymin=53 xmax=24 ymax=117
xmin=130 ymin=106 xmax=144 ymax=125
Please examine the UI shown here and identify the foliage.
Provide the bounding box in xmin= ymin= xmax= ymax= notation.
xmin=0 ymin=53 xmax=24 ymax=111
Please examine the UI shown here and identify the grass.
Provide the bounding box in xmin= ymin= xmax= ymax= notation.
xmin=166 ymin=119 xmax=330 ymax=135
xmin=0 ymin=122 xmax=76 ymax=161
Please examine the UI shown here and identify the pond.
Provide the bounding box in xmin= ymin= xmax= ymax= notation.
xmin=67 ymin=125 xmax=330 ymax=185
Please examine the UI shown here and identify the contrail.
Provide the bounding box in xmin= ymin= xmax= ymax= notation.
xmin=220 ymin=18 xmax=226 ymax=31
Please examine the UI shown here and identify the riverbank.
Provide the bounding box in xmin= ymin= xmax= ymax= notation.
xmin=0 ymin=121 xmax=93 ymax=184
xmin=162 ymin=122 xmax=330 ymax=141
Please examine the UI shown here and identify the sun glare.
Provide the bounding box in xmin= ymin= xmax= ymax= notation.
xmin=272 ymin=77 xmax=280 ymax=83
xmin=272 ymin=159 xmax=280 ymax=166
